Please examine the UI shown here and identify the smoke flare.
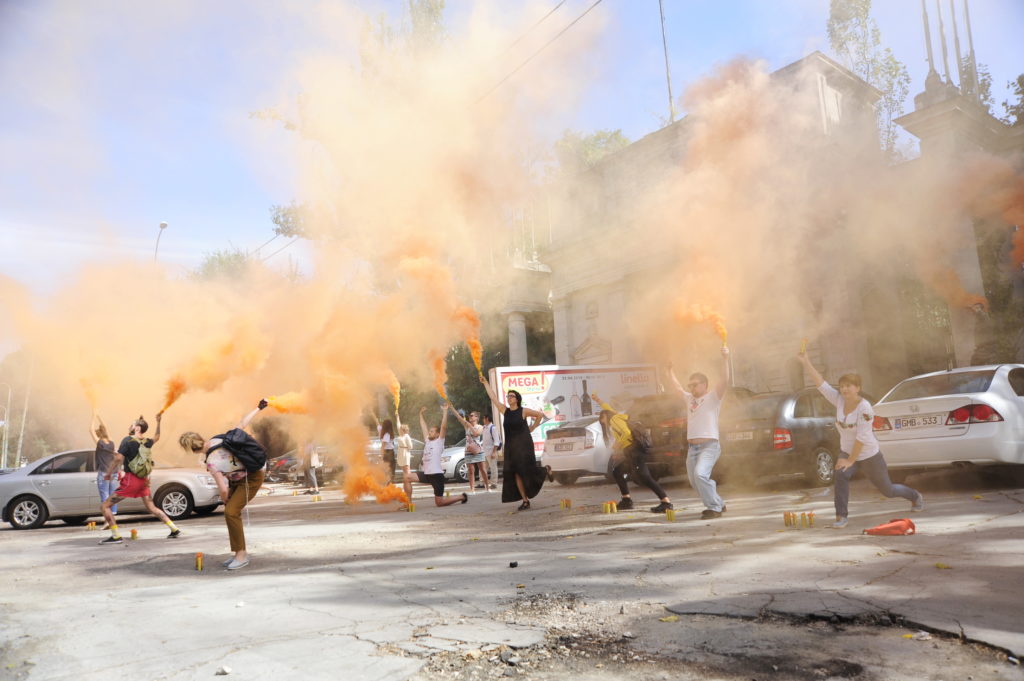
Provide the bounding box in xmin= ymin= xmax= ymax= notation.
xmin=675 ymin=303 xmax=728 ymax=347
xmin=343 ymin=467 xmax=409 ymax=505
xmin=159 ymin=375 xmax=187 ymax=415
xmin=453 ymin=305 xmax=484 ymax=376
xmin=387 ymin=371 xmax=401 ymax=411
xmin=266 ymin=391 xmax=310 ymax=414
xmin=429 ymin=350 xmax=448 ymax=401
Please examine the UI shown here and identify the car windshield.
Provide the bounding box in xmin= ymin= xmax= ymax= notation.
xmin=881 ymin=370 xmax=996 ymax=402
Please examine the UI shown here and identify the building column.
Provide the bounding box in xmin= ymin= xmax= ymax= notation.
xmin=507 ymin=311 xmax=528 ymax=366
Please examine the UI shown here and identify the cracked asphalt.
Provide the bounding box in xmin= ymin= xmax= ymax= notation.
xmin=1 ymin=466 xmax=1022 ymax=680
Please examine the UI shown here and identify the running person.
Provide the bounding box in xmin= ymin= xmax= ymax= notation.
xmin=594 ymin=393 xmax=673 ymax=512
xmin=402 ymin=404 xmax=467 ymax=508
xmin=99 ymin=413 xmax=181 ymax=543
xmin=479 ymin=375 xmax=552 ymax=510
xmin=667 ymin=348 xmax=731 ymax=519
xmin=797 ymin=351 xmax=924 ymax=528
xmin=178 ymin=399 xmax=269 ymax=570
xmin=451 ymin=408 xmax=489 ymax=493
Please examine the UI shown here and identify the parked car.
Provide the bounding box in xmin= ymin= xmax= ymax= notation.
xmin=541 ymin=416 xmax=612 ymax=485
xmin=0 ymin=449 xmax=222 ymax=530
xmin=872 ymin=364 xmax=1024 ymax=470
xmin=717 ymin=387 xmax=845 ymax=486
xmin=266 ymin=452 xmax=300 ymax=483
xmin=280 ymin=445 xmax=344 ymax=486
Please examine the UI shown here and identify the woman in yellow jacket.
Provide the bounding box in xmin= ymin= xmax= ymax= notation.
xmin=595 ymin=394 xmax=674 ymax=513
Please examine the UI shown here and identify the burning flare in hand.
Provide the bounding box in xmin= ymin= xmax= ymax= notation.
xmin=453 ymin=305 xmax=484 ymax=378
xmin=266 ymin=392 xmax=310 ymax=414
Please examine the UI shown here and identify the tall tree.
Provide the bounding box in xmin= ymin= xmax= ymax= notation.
xmin=552 ymin=129 xmax=631 ymax=176
xmin=1002 ymin=74 xmax=1024 ymax=126
xmin=827 ymin=0 xmax=911 ymax=160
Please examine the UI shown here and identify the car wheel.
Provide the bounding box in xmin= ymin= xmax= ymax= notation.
xmin=155 ymin=485 xmax=194 ymax=521
xmin=193 ymin=505 xmax=219 ymax=516
xmin=62 ymin=516 xmax=91 ymax=526
xmin=7 ymin=495 xmax=49 ymax=530
xmin=454 ymin=459 xmax=468 ymax=482
xmin=806 ymin=447 xmax=836 ymax=486
xmin=553 ymin=472 xmax=579 ymax=486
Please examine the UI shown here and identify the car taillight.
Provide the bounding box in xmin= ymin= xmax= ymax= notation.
xmin=970 ymin=404 xmax=1003 ymax=423
xmin=772 ymin=428 xmax=792 ymax=450
xmin=872 ymin=416 xmax=891 ymax=431
xmin=585 ymin=432 xmax=595 ymax=448
xmin=946 ymin=407 xmax=971 ymax=425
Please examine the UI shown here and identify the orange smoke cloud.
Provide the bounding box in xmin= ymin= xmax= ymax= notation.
xmin=159 ymin=375 xmax=187 ymax=415
xmin=343 ymin=467 xmax=409 ymax=505
xmin=453 ymin=305 xmax=483 ymax=375
xmin=387 ymin=371 xmax=401 ymax=410
xmin=429 ymin=350 xmax=448 ymax=400
xmin=675 ymin=303 xmax=728 ymax=346
xmin=267 ymin=391 xmax=310 ymax=414
xmin=80 ymin=378 xmax=97 ymax=411
xmin=922 ymin=268 xmax=988 ymax=311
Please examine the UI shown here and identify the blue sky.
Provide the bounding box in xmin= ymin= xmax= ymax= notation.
xmin=1 ymin=0 xmax=1021 ymax=294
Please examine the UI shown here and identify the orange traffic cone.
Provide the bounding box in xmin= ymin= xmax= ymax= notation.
xmin=863 ymin=518 xmax=916 ymax=536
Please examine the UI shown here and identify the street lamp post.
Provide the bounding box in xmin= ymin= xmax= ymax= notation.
xmin=0 ymin=382 xmax=11 ymax=468
xmin=154 ymin=221 xmax=169 ymax=261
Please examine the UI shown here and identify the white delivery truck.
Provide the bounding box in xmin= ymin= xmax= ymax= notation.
xmin=486 ymin=364 xmax=660 ymax=462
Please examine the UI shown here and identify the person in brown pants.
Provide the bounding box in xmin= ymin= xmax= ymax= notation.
xmin=178 ymin=399 xmax=269 ymax=571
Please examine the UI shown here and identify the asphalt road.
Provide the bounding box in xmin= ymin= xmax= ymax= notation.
xmin=1 ymin=466 xmax=1022 ymax=680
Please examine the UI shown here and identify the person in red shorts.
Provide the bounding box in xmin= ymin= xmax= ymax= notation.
xmin=99 ymin=413 xmax=181 ymax=544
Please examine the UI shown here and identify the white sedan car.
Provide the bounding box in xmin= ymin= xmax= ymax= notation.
xmin=873 ymin=364 xmax=1024 ymax=469
xmin=0 ymin=449 xmax=223 ymax=529
xmin=541 ymin=416 xmax=614 ymax=485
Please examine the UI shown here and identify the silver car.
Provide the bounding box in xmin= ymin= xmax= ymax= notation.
xmin=0 ymin=449 xmax=222 ymax=530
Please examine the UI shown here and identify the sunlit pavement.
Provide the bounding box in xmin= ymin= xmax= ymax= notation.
xmin=1 ymin=467 xmax=1021 ymax=679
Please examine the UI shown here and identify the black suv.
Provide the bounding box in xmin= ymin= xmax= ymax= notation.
xmin=718 ymin=387 xmax=845 ymax=486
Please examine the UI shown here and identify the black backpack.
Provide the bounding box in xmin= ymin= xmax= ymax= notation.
xmin=211 ymin=428 xmax=268 ymax=473
xmin=628 ymin=420 xmax=653 ymax=452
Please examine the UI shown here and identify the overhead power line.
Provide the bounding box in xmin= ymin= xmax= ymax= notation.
xmin=477 ymin=0 xmax=606 ymax=103
xmin=501 ymin=0 xmax=568 ymax=55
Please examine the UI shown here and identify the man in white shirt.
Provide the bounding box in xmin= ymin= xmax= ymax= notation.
xmin=669 ymin=347 xmax=731 ymax=519
xmin=402 ymin=404 xmax=468 ymax=508
xmin=481 ymin=413 xmax=501 ymax=489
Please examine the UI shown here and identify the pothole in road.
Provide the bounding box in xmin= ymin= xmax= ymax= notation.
xmin=409 ymin=592 xmax=1022 ymax=681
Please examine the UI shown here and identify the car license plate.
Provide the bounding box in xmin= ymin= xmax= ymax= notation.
xmin=893 ymin=414 xmax=943 ymax=430
xmin=554 ymin=443 xmax=574 ymax=452
xmin=727 ymin=431 xmax=753 ymax=441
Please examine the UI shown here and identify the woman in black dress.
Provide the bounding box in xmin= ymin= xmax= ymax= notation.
xmin=479 ymin=375 xmax=553 ymax=509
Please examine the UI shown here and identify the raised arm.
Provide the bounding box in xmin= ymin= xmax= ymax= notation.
xmin=237 ymin=399 xmax=268 ymax=431
xmin=448 ymin=403 xmax=471 ymax=428
xmin=665 ymin=363 xmax=684 ymax=395
xmin=714 ymin=346 xmax=731 ymax=398
xmin=419 ymin=407 xmax=430 ymax=441
xmin=88 ymin=415 xmax=99 ymax=445
xmin=591 ymin=393 xmax=619 ymax=414
xmin=479 ymin=374 xmax=507 ymax=414
xmin=151 ymin=412 xmax=163 ymax=444
xmin=797 ymin=350 xmax=825 ymax=387
xmin=439 ymin=403 xmax=450 ymax=440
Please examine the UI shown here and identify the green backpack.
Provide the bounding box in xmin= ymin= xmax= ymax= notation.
xmin=127 ymin=437 xmax=155 ymax=478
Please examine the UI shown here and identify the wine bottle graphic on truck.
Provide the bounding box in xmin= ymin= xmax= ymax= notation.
xmin=581 ymin=379 xmax=592 ymax=416
xmin=570 ymin=382 xmax=582 ymax=418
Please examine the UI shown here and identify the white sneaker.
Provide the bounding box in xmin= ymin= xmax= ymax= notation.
xmin=486 ymin=487 xmax=493 ymax=493
xmin=831 ymin=517 xmax=849 ymax=529
xmin=911 ymin=492 xmax=925 ymax=512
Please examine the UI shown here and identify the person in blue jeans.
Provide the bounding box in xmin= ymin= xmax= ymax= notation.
xmin=90 ymin=414 xmax=117 ymax=522
xmin=667 ymin=347 xmax=731 ymax=519
xmin=798 ymin=351 xmax=924 ymax=528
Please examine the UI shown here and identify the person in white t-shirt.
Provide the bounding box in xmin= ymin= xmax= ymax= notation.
xmin=668 ymin=347 xmax=731 ymax=519
xmin=402 ymin=404 xmax=468 ymax=508
xmin=798 ymin=351 xmax=923 ymax=528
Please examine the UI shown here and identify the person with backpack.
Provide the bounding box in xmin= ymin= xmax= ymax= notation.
xmin=99 ymin=413 xmax=182 ymax=544
xmin=178 ymin=399 xmax=270 ymax=570
xmin=593 ymin=393 xmax=673 ymax=513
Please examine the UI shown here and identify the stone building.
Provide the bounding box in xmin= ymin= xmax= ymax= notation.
xmin=500 ymin=41 xmax=1022 ymax=396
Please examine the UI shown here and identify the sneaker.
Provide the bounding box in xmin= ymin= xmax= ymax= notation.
xmin=486 ymin=487 xmax=493 ymax=493
xmin=100 ymin=536 xmax=123 ymax=544
xmin=650 ymin=501 xmax=674 ymax=513
xmin=489 ymin=484 xmax=497 ymax=490
xmin=831 ymin=517 xmax=849 ymax=529
xmin=911 ymin=492 xmax=925 ymax=512
xmin=222 ymin=558 xmax=235 ymax=568
xmin=167 ymin=529 xmax=182 ymax=539
xmin=700 ymin=509 xmax=723 ymax=520
xmin=225 ymin=558 xmax=250 ymax=570
xmin=617 ymin=497 xmax=634 ymax=510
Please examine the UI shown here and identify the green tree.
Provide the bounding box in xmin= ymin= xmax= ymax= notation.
xmin=270 ymin=201 xmax=309 ymax=239
xmin=1002 ymin=74 xmax=1024 ymax=126
xmin=827 ymin=0 xmax=911 ymax=160
xmin=553 ymin=129 xmax=631 ymax=176
xmin=191 ymin=248 xmax=251 ymax=281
